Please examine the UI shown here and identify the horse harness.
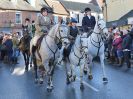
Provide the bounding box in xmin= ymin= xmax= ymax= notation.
xmin=73 ymin=36 xmax=88 ymax=66
xmin=90 ymin=20 xmax=107 ymax=57
xmin=36 ymin=26 xmax=68 ymax=62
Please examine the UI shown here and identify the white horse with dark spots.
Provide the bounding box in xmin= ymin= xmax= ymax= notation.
xmin=84 ymin=16 xmax=109 ymax=83
xmin=30 ymin=23 xmax=69 ymax=92
xmin=63 ymin=33 xmax=88 ymax=90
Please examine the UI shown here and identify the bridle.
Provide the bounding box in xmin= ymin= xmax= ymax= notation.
xmin=45 ymin=25 xmax=69 ymax=61
xmin=47 ymin=25 xmax=68 ymax=45
xmin=73 ymin=36 xmax=88 ymax=66
xmin=90 ymin=19 xmax=107 ymax=56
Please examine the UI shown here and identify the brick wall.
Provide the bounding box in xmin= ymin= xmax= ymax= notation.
xmin=0 ymin=10 xmax=38 ymax=33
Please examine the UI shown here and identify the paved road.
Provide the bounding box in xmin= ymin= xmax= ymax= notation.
xmin=0 ymin=56 xmax=133 ymax=99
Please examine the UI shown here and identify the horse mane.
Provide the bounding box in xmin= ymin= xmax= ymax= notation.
xmin=48 ymin=24 xmax=60 ymax=36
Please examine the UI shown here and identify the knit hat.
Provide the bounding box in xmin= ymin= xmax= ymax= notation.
xmin=71 ymin=18 xmax=77 ymax=23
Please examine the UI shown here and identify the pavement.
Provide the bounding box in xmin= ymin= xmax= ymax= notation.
xmin=0 ymin=55 xmax=133 ymax=99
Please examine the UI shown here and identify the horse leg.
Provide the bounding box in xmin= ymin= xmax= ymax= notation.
xmin=22 ymin=52 xmax=28 ymax=71
xmin=58 ymin=46 xmax=65 ymax=64
xmin=47 ymin=59 xmax=55 ymax=92
xmin=83 ymin=55 xmax=89 ymax=75
xmin=99 ymin=54 xmax=108 ymax=83
xmin=70 ymin=64 xmax=76 ymax=82
xmin=25 ymin=51 xmax=29 ymax=71
xmin=64 ymin=58 xmax=74 ymax=84
xmin=80 ymin=64 xmax=84 ymax=91
xmin=88 ymin=55 xmax=93 ymax=80
xmin=30 ymin=55 xmax=33 ymax=67
xmin=38 ymin=65 xmax=46 ymax=84
xmin=32 ymin=46 xmax=38 ymax=83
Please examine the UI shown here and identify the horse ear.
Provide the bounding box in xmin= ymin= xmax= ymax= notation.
xmin=55 ymin=23 xmax=60 ymax=33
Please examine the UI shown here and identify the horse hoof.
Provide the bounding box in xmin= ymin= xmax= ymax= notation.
xmin=80 ymin=84 xmax=84 ymax=91
xmin=103 ymin=77 xmax=108 ymax=83
xmin=47 ymin=87 xmax=53 ymax=92
xmin=39 ymin=81 xmax=43 ymax=84
xmin=66 ymin=78 xmax=71 ymax=85
xmin=83 ymin=70 xmax=87 ymax=75
xmin=73 ymin=75 xmax=76 ymax=82
xmin=34 ymin=79 xmax=38 ymax=84
xmin=25 ymin=68 xmax=28 ymax=72
xmin=39 ymin=78 xmax=44 ymax=84
xmin=30 ymin=64 xmax=32 ymax=67
xmin=88 ymin=75 xmax=93 ymax=80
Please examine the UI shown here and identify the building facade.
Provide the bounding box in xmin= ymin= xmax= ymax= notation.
xmin=102 ymin=0 xmax=133 ymax=27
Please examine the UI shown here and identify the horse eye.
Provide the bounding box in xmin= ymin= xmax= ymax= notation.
xmin=98 ymin=24 xmax=101 ymax=26
xmin=60 ymin=30 xmax=63 ymax=32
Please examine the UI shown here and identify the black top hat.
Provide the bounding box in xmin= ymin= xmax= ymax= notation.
xmin=84 ymin=7 xmax=91 ymax=12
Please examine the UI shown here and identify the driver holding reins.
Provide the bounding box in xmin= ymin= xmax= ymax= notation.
xmin=82 ymin=7 xmax=96 ymax=36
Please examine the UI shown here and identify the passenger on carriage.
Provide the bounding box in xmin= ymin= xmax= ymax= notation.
xmin=82 ymin=7 xmax=96 ymax=36
xmin=35 ymin=7 xmax=52 ymax=37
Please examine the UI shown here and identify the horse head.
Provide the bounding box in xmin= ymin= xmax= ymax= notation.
xmin=48 ymin=23 xmax=69 ymax=46
xmin=76 ymin=33 xmax=88 ymax=55
xmin=22 ymin=25 xmax=29 ymax=36
xmin=94 ymin=15 xmax=109 ymax=41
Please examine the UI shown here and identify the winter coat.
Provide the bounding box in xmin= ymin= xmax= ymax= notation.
xmin=122 ymin=34 xmax=132 ymax=50
xmin=35 ymin=14 xmax=51 ymax=36
xmin=82 ymin=15 xmax=96 ymax=32
xmin=112 ymin=36 xmax=123 ymax=50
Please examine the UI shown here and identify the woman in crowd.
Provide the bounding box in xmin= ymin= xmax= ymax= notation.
xmin=112 ymin=32 xmax=123 ymax=66
xmin=12 ymin=32 xmax=19 ymax=64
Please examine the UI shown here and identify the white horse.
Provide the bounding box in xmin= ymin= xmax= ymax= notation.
xmin=84 ymin=16 xmax=109 ymax=83
xmin=30 ymin=23 xmax=69 ymax=92
xmin=64 ymin=33 xmax=88 ymax=90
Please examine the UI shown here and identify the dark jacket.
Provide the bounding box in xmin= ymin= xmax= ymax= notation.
xmin=69 ymin=26 xmax=79 ymax=38
xmin=122 ymin=34 xmax=132 ymax=50
xmin=3 ymin=39 xmax=13 ymax=51
xmin=82 ymin=15 xmax=96 ymax=32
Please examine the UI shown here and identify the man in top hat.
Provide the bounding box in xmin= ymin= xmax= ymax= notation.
xmin=82 ymin=7 xmax=96 ymax=35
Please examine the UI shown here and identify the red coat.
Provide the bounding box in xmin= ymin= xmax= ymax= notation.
xmin=112 ymin=37 xmax=123 ymax=50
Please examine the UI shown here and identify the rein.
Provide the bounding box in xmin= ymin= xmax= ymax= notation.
xmin=90 ymin=20 xmax=107 ymax=56
xmin=38 ymin=25 xmax=68 ymax=61
xmin=73 ymin=36 xmax=87 ymax=66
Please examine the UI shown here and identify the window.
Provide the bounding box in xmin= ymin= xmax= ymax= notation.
xmin=15 ymin=12 xmax=22 ymax=24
